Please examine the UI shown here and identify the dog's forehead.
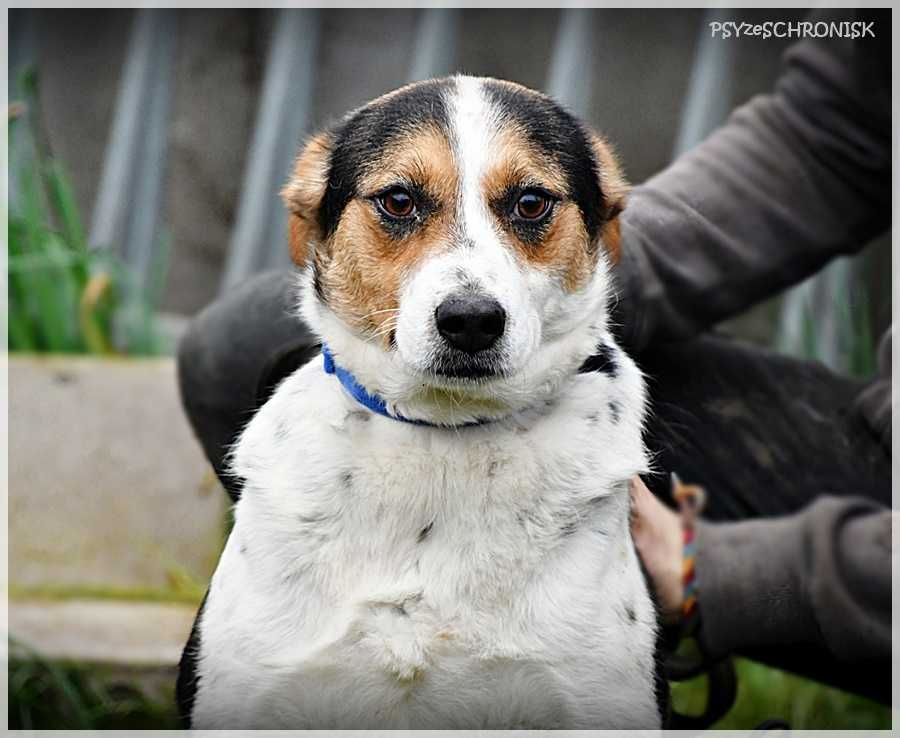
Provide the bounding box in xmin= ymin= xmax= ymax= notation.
xmin=320 ymin=76 xmax=603 ymax=238
xmin=320 ymin=79 xmax=451 ymax=235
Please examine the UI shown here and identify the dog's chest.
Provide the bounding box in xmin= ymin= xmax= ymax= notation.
xmin=195 ymin=359 xmax=659 ymax=728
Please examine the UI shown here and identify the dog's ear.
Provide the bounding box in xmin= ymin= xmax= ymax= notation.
xmin=281 ymin=131 xmax=332 ymax=266
xmin=588 ymin=132 xmax=629 ymax=264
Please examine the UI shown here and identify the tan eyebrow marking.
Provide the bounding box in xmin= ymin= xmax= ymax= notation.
xmin=357 ymin=124 xmax=457 ymax=202
xmin=481 ymin=125 xmax=568 ymax=203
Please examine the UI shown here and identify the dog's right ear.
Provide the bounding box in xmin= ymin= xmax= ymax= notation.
xmin=281 ymin=131 xmax=332 ymax=266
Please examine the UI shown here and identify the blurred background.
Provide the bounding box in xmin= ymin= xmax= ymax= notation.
xmin=7 ymin=7 xmax=891 ymax=730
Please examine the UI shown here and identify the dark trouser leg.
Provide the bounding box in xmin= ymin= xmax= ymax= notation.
xmin=638 ymin=334 xmax=890 ymax=517
xmin=638 ymin=334 xmax=890 ymax=702
xmin=176 ymin=270 xmax=319 ymax=501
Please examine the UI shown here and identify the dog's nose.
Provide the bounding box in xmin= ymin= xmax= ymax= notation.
xmin=435 ymin=295 xmax=506 ymax=354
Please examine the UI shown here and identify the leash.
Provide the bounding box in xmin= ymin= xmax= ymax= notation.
xmin=664 ymin=472 xmax=738 ymax=730
xmin=662 ymin=473 xmax=791 ymax=732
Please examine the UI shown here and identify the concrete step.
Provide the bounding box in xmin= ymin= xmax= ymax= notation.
xmin=9 ymin=356 xmax=227 ymax=597
xmin=9 ymin=599 xmax=196 ymax=668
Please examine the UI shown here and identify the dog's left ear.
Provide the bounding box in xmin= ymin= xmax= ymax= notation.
xmin=588 ymin=133 xmax=628 ymax=264
xmin=281 ymin=131 xmax=333 ymax=266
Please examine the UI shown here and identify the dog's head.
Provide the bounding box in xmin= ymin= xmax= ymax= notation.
xmin=283 ymin=75 xmax=627 ymax=425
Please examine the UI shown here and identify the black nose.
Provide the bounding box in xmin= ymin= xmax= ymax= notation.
xmin=435 ymin=295 xmax=506 ymax=354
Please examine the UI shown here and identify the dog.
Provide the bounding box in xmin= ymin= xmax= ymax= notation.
xmin=178 ymin=75 xmax=662 ymax=729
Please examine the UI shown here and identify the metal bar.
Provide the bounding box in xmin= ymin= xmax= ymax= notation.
xmin=672 ymin=8 xmax=735 ymax=158
xmin=122 ymin=11 xmax=177 ymax=291
xmin=775 ymin=257 xmax=859 ymax=373
xmin=408 ymin=9 xmax=460 ymax=83
xmin=221 ymin=9 xmax=321 ymax=288
xmin=88 ymin=10 xmax=160 ymax=251
xmin=545 ymin=9 xmax=595 ymax=119
xmin=8 ymin=9 xmax=37 ymax=216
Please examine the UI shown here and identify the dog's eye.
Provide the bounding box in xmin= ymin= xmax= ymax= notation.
xmin=377 ymin=188 xmax=416 ymax=218
xmin=513 ymin=190 xmax=552 ymax=221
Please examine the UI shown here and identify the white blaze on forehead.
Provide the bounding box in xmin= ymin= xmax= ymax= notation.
xmin=449 ymin=76 xmax=501 ymax=250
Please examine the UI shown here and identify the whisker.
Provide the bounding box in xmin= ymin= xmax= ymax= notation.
xmin=359 ymin=307 xmax=401 ymax=322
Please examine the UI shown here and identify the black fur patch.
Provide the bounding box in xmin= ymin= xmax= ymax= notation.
xmin=482 ymin=79 xmax=606 ymax=243
xmin=319 ymin=79 xmax=453 ymax=237
xmin=578 ymin=342 xmax=618 ymax=377
xmin=176 ymin=589 xmax=209 ymax=728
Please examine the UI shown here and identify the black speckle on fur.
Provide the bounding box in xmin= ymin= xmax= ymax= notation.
xmin=585 ymin=411 xmax=600 ymax=424
xmin=608 ymin=400 xmax=621 ymax=424
xmin=579 ymin=342 xmax=618 ymax=377
xmin=297 ymin=513 xmax=326 ymax=525
xmin=560 ymin=520 xmax=578 ymax=537
xmin=625 ymin=603 xmax=637 ymax=624
xmin=274 ymin=419 xmax=291 ymax=442
xmin=319 ymin=79 xmax=453 ymax=237
xmin=417 ymin=521 xmax=434 ymax=543
xmin=176 ymin=589 xmax=209 ymax=728
xmin=342 ymin=471 xmax=353 ymax=488
xmin=239 ymin=543 xmax=248 ymax=555
xmin=482 ymin=79 xmax=606 ymax=243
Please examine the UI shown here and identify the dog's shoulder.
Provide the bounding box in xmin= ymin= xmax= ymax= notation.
xmin=230 ymin=355 xmax=346 ymax=483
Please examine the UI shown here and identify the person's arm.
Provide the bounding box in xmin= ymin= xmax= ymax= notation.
xmin=614 ymin=9 xmax=890 ymax=353
xmin=631 ymin=478 xmax=891 ymax=699
xmin=694 ymin=496 xmax=891 ymax=665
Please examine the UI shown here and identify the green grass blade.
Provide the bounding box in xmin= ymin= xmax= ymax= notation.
xmin=44 ymin=159 xmax=87 ymax=253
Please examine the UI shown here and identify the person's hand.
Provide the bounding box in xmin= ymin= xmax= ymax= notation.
xmin=629 ymin=476 xmax=683 ymax=624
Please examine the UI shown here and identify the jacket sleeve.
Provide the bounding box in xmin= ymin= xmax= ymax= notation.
xmin=693 ymin=496 xmax=892 ymax=664
xmin=613 ymin=10 xmax=891 ymax=353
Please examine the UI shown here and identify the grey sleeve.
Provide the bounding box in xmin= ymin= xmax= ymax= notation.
xmin=693 ymin=497 xmax=891 ymax=664
xmin=614 ymin=10 xmax=890 ymax=352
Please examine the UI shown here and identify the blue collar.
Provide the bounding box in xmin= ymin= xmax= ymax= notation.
xmin=321 ymin=344 xmax=488 ymax=428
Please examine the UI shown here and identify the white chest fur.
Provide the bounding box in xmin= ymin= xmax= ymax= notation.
xmin=191 ymin=342 xmax=659 ymax=729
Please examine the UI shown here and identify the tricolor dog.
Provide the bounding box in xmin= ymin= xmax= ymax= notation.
xmin=178 ymin=75 xmax=662 ymax=729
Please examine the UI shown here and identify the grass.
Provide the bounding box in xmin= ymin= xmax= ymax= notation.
xmin=8 ymin=650 xmax=179 ymax=730
xmin=673 ymin=658 xmax=891 ymax=730
xmin=7 ymin=67 xmax=168 ymax=356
